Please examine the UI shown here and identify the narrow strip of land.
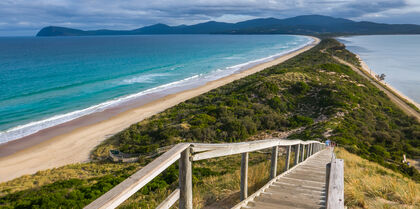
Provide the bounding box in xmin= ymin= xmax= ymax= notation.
xmin=332 ymin=56 xmax=420 ymax=122
xmin=0 ymin=38 xmax=320 ymax=183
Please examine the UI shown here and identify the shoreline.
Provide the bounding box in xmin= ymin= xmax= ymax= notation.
xmin=356 ymin=54 xmax=420 ymax=110
xmin=0 ymin=37 xmax=320 ymax=183
xmin=332 ymin=52 xmax=420 ymax=122
xmin=0 ymin=36 xmax=314 ymax=145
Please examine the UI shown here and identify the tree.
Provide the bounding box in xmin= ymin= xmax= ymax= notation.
xmin=376 ymin=73 xmax=386 ymax=81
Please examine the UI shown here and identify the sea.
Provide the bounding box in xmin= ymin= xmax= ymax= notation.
xmin=339 ymin=35 xmax=420 ymax=105
xmin=0 ymin=34 xmax=313 ymax=143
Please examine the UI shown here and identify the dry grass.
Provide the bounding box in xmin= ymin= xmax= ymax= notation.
xmin=335 ymin=147 xmax=420 ymax=209
xmin=193 ymin=151 xmax=288 ymax=209
xmin=0 ymin=162 xmax=139 ymax=196
xmin=118 ymin=151 xmax=289 ymax=209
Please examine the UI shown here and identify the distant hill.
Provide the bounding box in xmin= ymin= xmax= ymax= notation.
xmin=36 ymin=15 xmax=420 ymax=36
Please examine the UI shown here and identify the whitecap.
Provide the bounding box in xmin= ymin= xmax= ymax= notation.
xmin=120 ymin=73 xmax=172 ymax=85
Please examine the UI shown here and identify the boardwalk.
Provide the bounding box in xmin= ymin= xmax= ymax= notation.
xmin=85 ymin=140 xmax=344 ymax=209
xmin=240 ymin=149 xmax=332 ymax=209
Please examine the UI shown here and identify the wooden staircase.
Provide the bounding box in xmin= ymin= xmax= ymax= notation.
xmin=85 ymin=139 xmax=346 ymax=209
xmin=239 ymin=149 xmax=332 ymax=209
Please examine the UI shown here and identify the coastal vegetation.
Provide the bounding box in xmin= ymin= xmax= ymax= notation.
xmin=335 ymin=147 xmax=419 ymax=208
xmin=1 ymin=38 xmax=419 ymax=208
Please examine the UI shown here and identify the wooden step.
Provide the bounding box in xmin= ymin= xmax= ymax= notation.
xmin=268 ymin=183 xmax=326 ymax=195
xmin=263 ymin=189 xmax=325 ymax=201
xmin=278 ymin=176 xmax=326 ymax=187
xmin=237 ymin=148 xmax=332 ymax=209
xmin=285 ymin=173 xmax=327 ymax=183
xmin=244 ymin=200 xmax=307 ymax=209
xmin=273 ymin=181 xmax=326 ymax=192
xmin=253 ymin=193 xmax=325 ymax=209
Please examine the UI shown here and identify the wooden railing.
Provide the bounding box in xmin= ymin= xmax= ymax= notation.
xmin=326 ymin=148 xmax=344 ymax=209
xmin=85 ymin=138 xmax=326 ymax=209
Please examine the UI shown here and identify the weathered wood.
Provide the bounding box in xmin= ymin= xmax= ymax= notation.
xmin=284 ymin=146 xmax=291 ymax=171
xmin=270 ymin=146 xmax=279 ymax=179
xmin=311 ymin=144 xmax=314 ymax=155
xmin=179 ymin=148 xmax=193 ymax=209
xmin=326 ymin=162 xmax=331 ymax=196
xmin=294 ymin=144 xmax=300 ymax=165
xmin=306 ymin=144 xmax=311 ymax=158
xmin=307 ymin=144 xmax=310 ymax=156
xmin=300 ymin=145 xmax=305 ymax=162
xmin=311 ymin=143 xmax=314 ymax=155
xmin=241 ymin=152 xmax=249 ymax=201
xmin=192 ymin=139 xmax=320 ymax=161
xmin=232 ymin=148 xmax=331 ymax=209
xmin=156 ymin=188 xmax=180 ymax=209
xmin=87 ymin=139 xmax=324 ymax=209
xmin=84 ymin=143 xmax=190 ymax=209
xmin=327 ymin=158 xmax=344 ymax=209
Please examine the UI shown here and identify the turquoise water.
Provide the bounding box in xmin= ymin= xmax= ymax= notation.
xmin=0 ymin=35 xmax=312 ymax=143
xmin=339 ymin=35 xmax=420 ymax=104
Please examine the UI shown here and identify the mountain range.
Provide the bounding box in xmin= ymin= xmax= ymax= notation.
xmin=36 ymin=15 xmax=420 ymax=37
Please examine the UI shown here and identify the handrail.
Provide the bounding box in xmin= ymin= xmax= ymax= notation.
xmin=85 ymin=138 xmax=326 ymax=209
xmin=191 ymin=139 xmax=319 ymax=161
xmin=231 ymin=146 xmax=324 ymax=209
xmin=326 ymin=147 xmax=344 ymax=209
xmin=85 ymin=143 xmax=190 ymax=209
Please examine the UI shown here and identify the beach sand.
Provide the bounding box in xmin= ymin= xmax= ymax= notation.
xmin=356 ymin=55 xmax=420 ymax=110
xmin=0 ymin=37 xmax=320 ymax=183
xmin=333 ymin=53 xmax=420 ymax=122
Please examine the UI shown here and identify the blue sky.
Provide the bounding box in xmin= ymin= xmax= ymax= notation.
xmin=1 ymin=0 xmax=420 ymax=36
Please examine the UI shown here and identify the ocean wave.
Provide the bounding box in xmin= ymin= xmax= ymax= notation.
xmin=120 ymin=73 xmax=172 ymax=85
xmin=223 ymin=56 xmax=242 ymax=60
xmin=0 ymin=36 xmax=313 ymax=144
xmin=0 ymin=74 xmax=202 ymax=143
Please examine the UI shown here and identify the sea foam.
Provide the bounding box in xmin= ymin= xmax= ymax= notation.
xmin=0 ymin=37 xmax=314 ymax=144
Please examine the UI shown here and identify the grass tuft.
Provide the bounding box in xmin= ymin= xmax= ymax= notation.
xmin=335 ymin=147 xmax=420 ymax=208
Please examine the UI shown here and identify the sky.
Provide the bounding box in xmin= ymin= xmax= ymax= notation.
xmin=1 ymin=0 xmax=420 ymax=36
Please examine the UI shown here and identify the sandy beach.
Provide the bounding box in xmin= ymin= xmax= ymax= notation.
xmin=333 ymin=54 xmax=420 ymax=122
xmin=356 ymin=55 xmax=420 ymax=110
xmin=0 ymin=37 xmax=320 ymax=183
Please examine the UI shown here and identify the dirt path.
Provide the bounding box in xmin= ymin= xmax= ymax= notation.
xmin=332 ymin=56 xmax=420 ymax=122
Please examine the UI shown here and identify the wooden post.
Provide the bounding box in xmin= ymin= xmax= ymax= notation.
xmin=270 ymin=146 xmax=278 ymax=179
xmin=327 ymin=159 xmax=345 ymax=209
xmin=308 ymin=144 xmax=312 ymax=156
xmin=240 ymin=152 xmax=249 ymax=201
xmin=312 ymin=144 xmax=315 ymax=154
xmin=326 ymin=162 xmax=331 ymax=198
xmin=285 ymin=146 xmax=291 ymax=171
xmin=301 ymin=144 xmax=305 ymax=162
xmin=306 ymin=144 xmax=311 ymax=158
xmin=179 ymin=147 xmax=192 ymax=209
xmin=294 ymin=144 xmax=300 ymax=165
xmin=309 ymin=143 xmax=315 ymax=155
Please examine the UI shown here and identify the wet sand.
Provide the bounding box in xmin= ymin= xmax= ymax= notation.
xmin=0 ymin=37 xmax=320 ymax=183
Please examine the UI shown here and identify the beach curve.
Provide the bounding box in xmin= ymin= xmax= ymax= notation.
xmin=332 ymin=54 xmax=420 ymax=122
xmin=0 ymin=37 xmax=320 ymax=183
